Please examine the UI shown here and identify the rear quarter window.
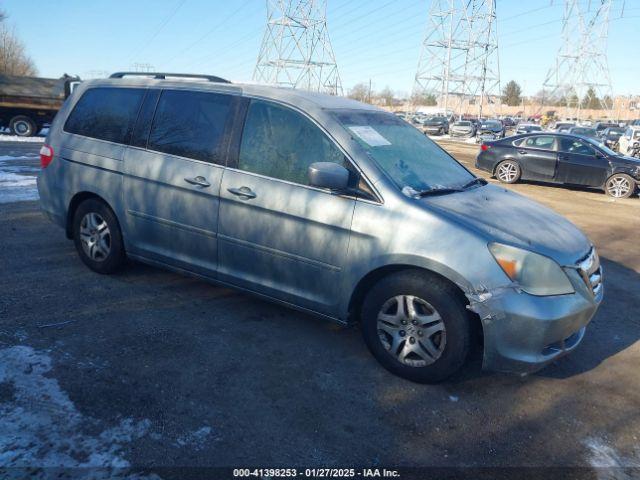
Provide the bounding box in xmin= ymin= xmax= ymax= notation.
xmin=64 ymin=87 xmax=145 ymax=144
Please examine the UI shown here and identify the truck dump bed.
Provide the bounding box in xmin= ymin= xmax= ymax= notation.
xmin=0 ymin=74 xmax=67 ymax=110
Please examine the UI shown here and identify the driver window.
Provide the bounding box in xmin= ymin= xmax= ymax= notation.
xmin=238 ymin=99 xmax=346 ymax=186
xmin=559 ymin=138 xmax=594 ymax=156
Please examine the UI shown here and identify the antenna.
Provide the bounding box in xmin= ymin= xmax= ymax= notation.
xmin=541 ymin=0 xmax=614 ymax=120
xmin=412 ymin=0 xmax=501 ymax=117
xmin=253 ymin=0 xmax=343 ymax=95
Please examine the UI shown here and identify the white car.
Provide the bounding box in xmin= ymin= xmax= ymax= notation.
xmin=618 ymin=126 xmax=640 ymax=155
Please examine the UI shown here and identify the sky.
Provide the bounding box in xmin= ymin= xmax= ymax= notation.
xmin=3 ymin=0 xmax=639 ymax=97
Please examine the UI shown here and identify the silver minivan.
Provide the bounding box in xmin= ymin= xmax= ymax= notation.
xmin=37 ymin=73 xmax=603 ymax=383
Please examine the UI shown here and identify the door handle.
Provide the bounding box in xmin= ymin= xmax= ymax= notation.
xmin=518 ymin=149 xmax=527 ymax=154
xmin=184 ymin=176 xmax=211 ymax=188
xmin=227 ymin=186 xmax=257 ymax=199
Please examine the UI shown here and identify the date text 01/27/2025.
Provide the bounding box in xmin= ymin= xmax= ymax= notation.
xmin=232 ymin=468 xmax=400 ymax=478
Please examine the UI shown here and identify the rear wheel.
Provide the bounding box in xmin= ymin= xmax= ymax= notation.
xmin=10 ymin=115 xmax=36 ymax=137
xmin=72 ymin=199 xmax=126 ymax=274
xmin=495 ymin=160 xmax=521 ymax=184
xmin=605 ymin=174 xmax=635 ymax=199
xmin=361 ymin=270 xmax=471 ymax=383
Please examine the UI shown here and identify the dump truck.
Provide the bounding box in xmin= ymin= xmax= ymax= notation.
xmin=0 ymin=74 xmax=80 ymax=137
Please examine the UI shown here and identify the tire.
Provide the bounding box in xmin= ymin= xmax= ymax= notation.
xmin=361 ymin=270 xmax=471 ymax=383
xmin=72 ymin=199 xmax=126 ymax=274
xmin=9 ymin=115 xmax=36 ymax=137
xmin=605 ymin=173 xmax=635 ymax=199
xmin=495 ymin=159 xmax=521 ymax=184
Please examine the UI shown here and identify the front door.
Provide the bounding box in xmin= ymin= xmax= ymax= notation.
xmin=516 ymin=135 xmax=558 ymax=180
xmin=123 ymin=89 xmax=235 ymax=275
xmin=556 ymin=137 xmax=609 ymax=187
xmin=217 ymin=99 xmax=356 ymax=316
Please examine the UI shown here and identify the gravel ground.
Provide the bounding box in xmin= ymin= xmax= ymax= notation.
xmin=0 ymin=141 xmax=638 ymax=478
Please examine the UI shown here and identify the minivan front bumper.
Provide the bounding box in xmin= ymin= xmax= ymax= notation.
xmin=474 ymin=251 xmax=603 ymax=374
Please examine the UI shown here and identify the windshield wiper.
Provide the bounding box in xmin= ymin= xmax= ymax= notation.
xmin=461 ymin=177 xmax=487 ymax=190
xmin=415 ymin=187 xmax=463 ymax=197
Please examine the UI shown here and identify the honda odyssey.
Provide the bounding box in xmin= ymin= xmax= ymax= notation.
xmin=37 ymin=72 xmax=603 ymax=383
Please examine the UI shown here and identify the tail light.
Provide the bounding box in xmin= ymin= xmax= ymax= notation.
xmin=480 ymin=144 xmax=490 ymax=151
xmin=40 ymin=144 xmax=54 ymax=168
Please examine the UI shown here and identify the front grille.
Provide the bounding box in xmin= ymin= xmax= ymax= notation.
xmin=576 ymin=247 xmax=602 ymax=297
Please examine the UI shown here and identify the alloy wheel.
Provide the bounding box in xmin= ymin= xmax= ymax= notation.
xmin=79 ymin=212 xmax=111 ymax=261
xmin=376 ymin=295 xmax=446 ymax=367
xmin=497 ymin=162 xmax=518 ymax=182
xmin=606 ymin=175 xmax=632 ymax=198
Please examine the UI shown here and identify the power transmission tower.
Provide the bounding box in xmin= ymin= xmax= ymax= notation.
xmin=253 ymin=0 xmax=343 ymax=95
xmin=542 ymin=0 xmax=614 ymax=120
xmin=131 ymin=63 xmax=155 ymax=73
xmin=412 ymin=0 xmax=500 ymax=117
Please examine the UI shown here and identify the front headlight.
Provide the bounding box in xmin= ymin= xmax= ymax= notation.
xmin=489 ymin=243 xmax=574 ymax=296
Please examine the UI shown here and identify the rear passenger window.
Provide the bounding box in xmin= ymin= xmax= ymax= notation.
xmin=238 ymin=100 xmax=345 ymax=185
xmin=523 ymin=136 xmax=555 ymax=149
xmin=64 ymin=87 xmax=145 ymax=144
xmin=147 ymin=90 xmax=232 ymax=163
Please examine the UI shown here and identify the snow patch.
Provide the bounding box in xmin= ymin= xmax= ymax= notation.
xmin=0 ymin=345 xmax=152 ymax=468
xmin=584 ymin=437 xmax=640 ymax=480
xmin=0 ymin=135 xmax=45 ymax=143
xmin=0 ymin=171 xmax=36 ymax=187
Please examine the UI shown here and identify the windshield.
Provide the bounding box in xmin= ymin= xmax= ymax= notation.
xmin=332 ymin=110 xmax=475 ymax=192
xmin=583 ymin=137 xmax=618 ymax=156
xmin=481 ymin=121 xmax=501 ymax=129
xmin=454 ymin=121 xmax=471 ymax=126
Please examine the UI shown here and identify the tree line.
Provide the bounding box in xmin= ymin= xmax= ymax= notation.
xmin=349 ymin=79 xmax=611 ymax=110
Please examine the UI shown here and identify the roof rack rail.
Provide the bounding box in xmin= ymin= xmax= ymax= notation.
xmin=109 ymin=72 xmax=231 ymax=83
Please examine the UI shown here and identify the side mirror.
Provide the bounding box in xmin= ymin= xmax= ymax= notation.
xmin=308 ymin=162 xmax=350 ymax=191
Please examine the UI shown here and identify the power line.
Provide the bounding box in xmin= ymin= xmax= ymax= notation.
xmin=128 ymin=0 xmax=187 ymax=63
xmin=162 ymin=0 xmax=253 ymax=68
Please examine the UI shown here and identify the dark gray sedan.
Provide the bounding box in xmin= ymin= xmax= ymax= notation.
xmin=476 ymin=133 xmax=640 ymax=198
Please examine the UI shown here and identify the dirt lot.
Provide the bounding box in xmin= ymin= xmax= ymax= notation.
xmin=0 ymin=141 xmax=639 ymax=478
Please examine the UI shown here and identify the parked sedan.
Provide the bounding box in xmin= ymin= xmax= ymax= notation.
xmin=476 ymin=133 xmax=640 ymax=198
xmin=568 ymin=126 xmax=599 ymax=139
xmin=422 ymin=116 xmax=449 ymax=135
xmin=476 ymin=120 xmax=504 ymax=142
xmin=515 ymin=123 xmax=543 ymax=135
xmin=601 ymin=126 xmax=625 ymax=149
xmin=449 ymin=120 xmax=476 ymax=137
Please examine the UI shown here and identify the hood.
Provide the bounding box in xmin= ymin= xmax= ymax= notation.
xmin=452 ymin=125 xmax=473 ymax=130
xmin=479 ymin=126 xmax=501 ymax=133
xmin=422 ymin=184 xmax=590 ymax=266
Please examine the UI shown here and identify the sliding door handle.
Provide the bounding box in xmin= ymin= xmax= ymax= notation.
xmin=184 ymin=176 xmax=211 ymax=188
xmin=227 ymin=186 xmax=257 ymax=199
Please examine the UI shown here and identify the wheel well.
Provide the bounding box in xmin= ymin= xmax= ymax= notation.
xmin=348 ymin=264 xmax=483 ymax=346
xmin=65 ymin=192 xmax=108 ymax=239
xmin=349 ymin=265 xmax=466 ymax=319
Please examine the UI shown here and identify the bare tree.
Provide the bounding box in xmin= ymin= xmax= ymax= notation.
xmin=348 ymin=83 xmax=370 ymax=103
xmin=0 ymin=10 xmax=37 ymax=76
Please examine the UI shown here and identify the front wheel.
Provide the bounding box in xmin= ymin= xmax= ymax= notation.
xmin=605 ymin=174 xmax=635 ymax=199
xmin=495 ymin=160 xmax=521 ymax=184
xmin=361 ymin=270 xmax=471 ymax=383
xmin=72 ymin=199 xmax=126 ymax=274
